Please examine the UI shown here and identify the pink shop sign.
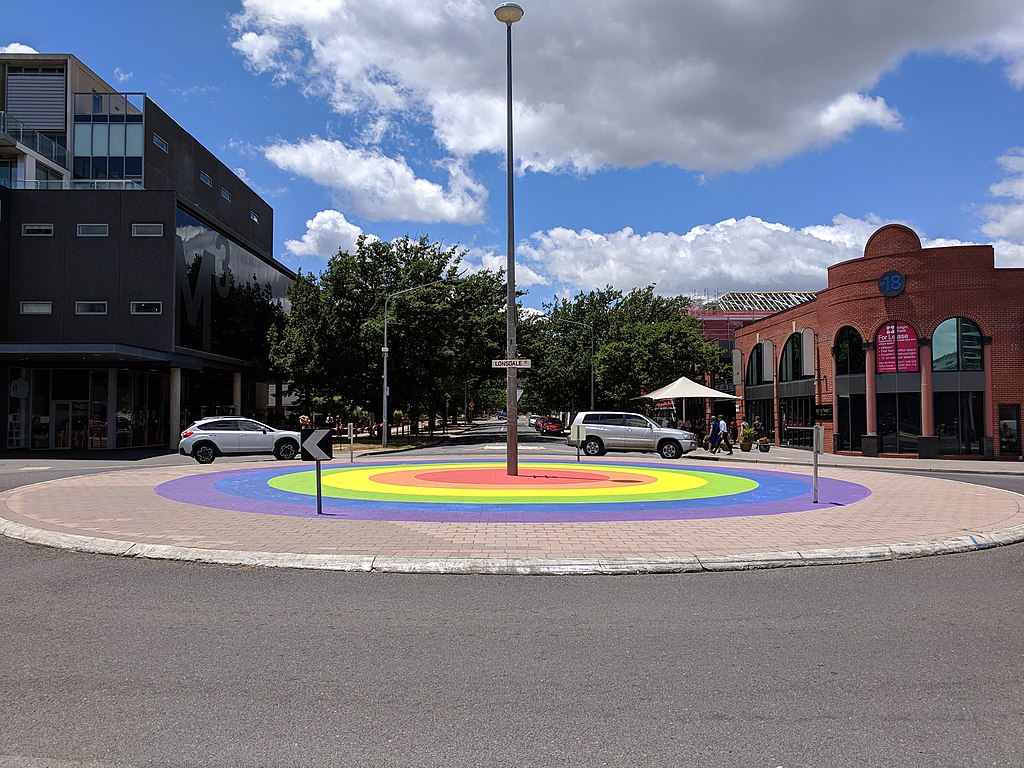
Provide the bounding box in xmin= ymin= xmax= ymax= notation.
xmin=876 ymin=321 xmax=918 ymax=373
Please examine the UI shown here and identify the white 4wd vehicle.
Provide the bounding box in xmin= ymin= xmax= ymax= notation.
xmin=178 ymin=417 xmax=301 ymax=464
xmin=566 ymin=411 xmax=698 ymax=459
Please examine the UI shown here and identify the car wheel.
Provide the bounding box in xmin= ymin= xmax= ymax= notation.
xmin=582 ymin=438 xmax=604 ymax=456
xmin=274 ymin=439 xmax=299 ymax=461
xmin=193 ymin=442 xmax=218 ymax=464
xmin=658 ymin=440 xmax=681 ymax=460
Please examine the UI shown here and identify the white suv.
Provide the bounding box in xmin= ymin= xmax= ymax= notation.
xmin=178 ymin=417 xmax=301 ymax=464
xmin=565 ymin=411 xmax=698 ymax=459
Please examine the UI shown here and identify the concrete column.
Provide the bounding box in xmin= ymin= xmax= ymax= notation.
xmin=169 ymin=368 xmax=181 ymax=450
xmin=984 ymin=340 xmax=994 ymax=443
xmin=864 ymin=344 xmax=877 ymax=434
xmin=232 ymin=372 xmax=242 ymax=416
xmin=107 ymin=369 xmax=118 ymax=449
xmin=920 ymin=341 xmax=934 ymax=436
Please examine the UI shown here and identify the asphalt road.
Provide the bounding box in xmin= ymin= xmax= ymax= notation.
xmin=1 ymin=440 xmax=1023 ymax=766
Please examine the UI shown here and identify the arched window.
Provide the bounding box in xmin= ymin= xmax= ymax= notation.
xmin=834 ymin=327 xmax=865 ymax=375
xmin=932 ymin=318 xmax=983 ymax=371
xmin=779 ymin=333 xmax=811 ymax=382
xmin=745 ymin=343 xmax=763 ymax=385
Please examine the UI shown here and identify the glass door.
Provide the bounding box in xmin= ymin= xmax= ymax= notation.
xmin=998 ymin=404 xmax=1020 ymax=457
xmin=51 ymin=401 xmax=72 ymax=449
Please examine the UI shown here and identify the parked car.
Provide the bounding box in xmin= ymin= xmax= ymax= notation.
xmin=528 ymin=414 xmax=539 ymax=428
xmin=539 ymin=416 xmax=564 ymax=435
xmin=565 ymin=411 xmax=698 ymax=459
xmin=178 ymin=417 xmax=302 ymax=464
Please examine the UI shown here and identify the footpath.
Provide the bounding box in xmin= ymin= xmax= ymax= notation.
xmin=1 ymin=439 xmax=1023 ymax=574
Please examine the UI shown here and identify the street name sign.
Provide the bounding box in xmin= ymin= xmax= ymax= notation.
xmin=492 ymin=358 xmax=532 ymax=369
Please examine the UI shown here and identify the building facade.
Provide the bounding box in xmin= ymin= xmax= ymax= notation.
xmin=1 ymin=53 xmax=294 ymax=451
xmin=734 ymin=224 xmax=1023 ymax=459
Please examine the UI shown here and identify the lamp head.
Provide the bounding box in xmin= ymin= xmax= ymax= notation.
xmin=494 ymin=2 xmax=524 ymax=24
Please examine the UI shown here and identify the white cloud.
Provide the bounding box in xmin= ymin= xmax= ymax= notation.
xmin=113 ymin=67 xmax=133 ymax=83
xmin=230 ymin=0 xmax=1024 ymax=175
xmin=461 ymin=246 xmax=548 ymax=289
xmin=516 ymin=215 xmax=886 ymax=302
xmin=982 ymin=147 xmax=1024 ymax=240
xmin=264 ymin=137 xmax=487 ymax=224
xmin=284 ymin=209 xmax=374 ymax=260
xmin=0 ymin=43 xmax=38 ymax=54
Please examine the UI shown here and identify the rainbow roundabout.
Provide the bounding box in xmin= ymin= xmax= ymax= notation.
xmin=155 ymin=460 xmax=871 ymax=523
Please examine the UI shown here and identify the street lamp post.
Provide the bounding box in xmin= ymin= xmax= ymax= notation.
xmin=495 ymin=2 xmax=524 ymax=476
xmin=381 ymin=279 xmax=444 ymax=447
xmin=552 ymin=317 xmax=595 ymax=410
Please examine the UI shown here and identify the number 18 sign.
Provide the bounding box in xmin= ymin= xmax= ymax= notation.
xmin=878 ymin=269 xmax=906 ymax=297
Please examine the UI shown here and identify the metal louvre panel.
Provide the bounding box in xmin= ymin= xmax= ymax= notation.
xmin=5 ymin=71 xmax=67 ymax=131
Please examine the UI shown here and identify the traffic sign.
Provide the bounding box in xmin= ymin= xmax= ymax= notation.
xmin=300 ymin=428 xmax=333 ymax=461
xmin=492 ymin=358 xmax=532 ymax=368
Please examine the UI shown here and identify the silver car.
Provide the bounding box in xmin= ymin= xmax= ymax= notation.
xmin=178 ymin=417 xmax=301 ymax=464
xmin=565 ymin=411 xmax=698 ymax=459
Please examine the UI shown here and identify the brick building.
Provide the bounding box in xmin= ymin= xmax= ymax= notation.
xmin=734 ymin=223 xmax=1023 ymax=460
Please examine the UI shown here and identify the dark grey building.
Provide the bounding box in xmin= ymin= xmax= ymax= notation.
xmin=0 ymin=53 xmax=294 ymax=451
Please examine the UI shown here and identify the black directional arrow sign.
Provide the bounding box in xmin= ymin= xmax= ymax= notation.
xmin=300 ymin=428 xmax=333 ymax=461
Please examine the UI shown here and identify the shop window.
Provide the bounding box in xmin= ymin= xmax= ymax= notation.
xmin=932 ymin=317 xmax=983 ymax=372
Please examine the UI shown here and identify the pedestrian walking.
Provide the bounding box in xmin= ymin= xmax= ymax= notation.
xmin=708 ymin=416 xmax=721 ymax=453
xmin=718 ymin=414 xmax=733 ymax=455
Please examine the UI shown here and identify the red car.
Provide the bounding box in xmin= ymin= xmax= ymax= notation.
xmin=539 ymin=416 xmax=563 ymax=435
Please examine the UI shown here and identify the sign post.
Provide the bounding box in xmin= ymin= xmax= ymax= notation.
xmin=347 ymin=422 xmax=355 ymax=463
xmin=301 ymin=428 xmax=334 ymax=515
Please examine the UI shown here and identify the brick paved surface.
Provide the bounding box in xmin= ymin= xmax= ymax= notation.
xmin=2 ymin=453 xmax=1024 ymax=573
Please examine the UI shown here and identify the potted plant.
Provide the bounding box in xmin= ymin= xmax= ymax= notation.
xmin=739 ymin=425 xmax=756 ymax=452
xmin=757 ymin=436 xmax=771 ymax=453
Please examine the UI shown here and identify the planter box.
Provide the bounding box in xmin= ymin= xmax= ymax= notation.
xmin=739 ymin=443 xmax=752 ymax=452
xmin=757 ymin=444 xmax=771 ymax=453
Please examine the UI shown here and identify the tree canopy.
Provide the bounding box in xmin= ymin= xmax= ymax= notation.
xmin=268 ymin=238 xmax=731 ymax=424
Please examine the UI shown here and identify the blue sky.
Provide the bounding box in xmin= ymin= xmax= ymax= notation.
xmin=6 ymin=0 xmax=1024 ymax=310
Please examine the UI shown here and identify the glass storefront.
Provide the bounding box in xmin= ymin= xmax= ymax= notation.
xmin=934 ymin=391 xmax=984 ymax=455
xmin=6 ymin=367 xmax=168 ymax=450
xmin=876 ymin=391 xmax=921 ymax=453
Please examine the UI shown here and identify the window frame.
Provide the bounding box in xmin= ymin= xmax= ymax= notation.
xmin=77 ymin=223 xmax=109 ymax=237
xmin=220 ymin=187 xmax=232 ymax=202
xmin=22 ymin=223 xmax=54 ymax=237
xmin=199 ymin=170 xmax=213 ymax=187
xmin=131 ymin=223 xmax=164 ymax=237
xmin=130 ymin=301 xmax=163 ymax=315
xmin=75 ymin=301 xmax=109 ymax=315
xmin=20 ymin=301 xmax=53 ymax=315
xmin=249 ymin=210 xmax=259 ymax=223
xmin=152 ymin=133 xmax=169 ymax=153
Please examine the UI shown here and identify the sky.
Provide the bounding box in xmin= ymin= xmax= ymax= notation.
xmin=5 ymin=0 xmax=1024 ymax=311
